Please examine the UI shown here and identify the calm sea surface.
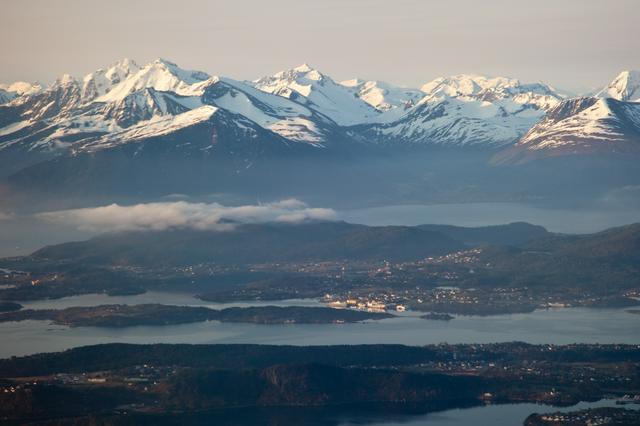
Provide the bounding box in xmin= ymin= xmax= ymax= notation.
xmin=0 ymin=291 xmax=637 ymax=358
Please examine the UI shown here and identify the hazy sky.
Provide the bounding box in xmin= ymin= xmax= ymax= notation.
xmin=1 ymin=0 xmax=638 ymax=92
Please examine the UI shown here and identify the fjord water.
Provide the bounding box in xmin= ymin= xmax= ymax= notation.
xmin=0 ymin=291 xmax=638 ymax=358
xmin=336 ymin=399 xmax=633 ymax=426
xmin=45 ymin=398 xmax=631 ymax=425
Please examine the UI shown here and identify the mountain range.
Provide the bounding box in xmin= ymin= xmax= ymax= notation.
xmin=0 ymin=59 xmax=639 ymax=201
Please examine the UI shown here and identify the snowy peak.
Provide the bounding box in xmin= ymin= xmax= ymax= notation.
xmin=54 ymin=74 xmax=78 ymax=87
xmin=421 ymin=74 xmax=500 ymax=97
xmin=255 ymin=64 xmax=327 ymax=98
xmin=339 ymin=79 xmax=423 ymax=116
xmin=293 ymin=63 xmax=313 ymax=73
xmin=254 ymin=64 xmax=380 ymax=125
xmin=96 ymin=58 xmax=211 ymax=103
xmin=420 ymin=74 xmax=561 ymax=109
xmin=597 ymin=70 xmax=640 ymax=101
xmin=0 ymin=81 xmax=42 ymax=96
xmin=0 ymin=81 xmax=42 ymax=105
xmin=279 ymin=63 xmax=324 ymax=80
xmin=81 ymin=58 xmax=140 ymax=101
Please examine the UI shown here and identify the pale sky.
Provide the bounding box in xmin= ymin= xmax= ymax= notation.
xmin=1 ymin=0 xmax=638 ymax=93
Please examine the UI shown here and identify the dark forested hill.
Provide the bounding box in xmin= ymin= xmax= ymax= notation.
xmin=417 ymin=222 xmax=549 ymax=246
xmin=31 ymin=221 xmax=465 ymax=266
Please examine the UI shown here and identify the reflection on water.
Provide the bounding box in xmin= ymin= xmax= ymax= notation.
xmin=1 ymin=291 xmax=638 ymax=358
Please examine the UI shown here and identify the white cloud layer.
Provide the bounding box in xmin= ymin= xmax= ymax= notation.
xmin=37 ymin=199 xmax=336 ymax=232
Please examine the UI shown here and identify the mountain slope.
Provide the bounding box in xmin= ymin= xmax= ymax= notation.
xmin=6 ymin=106 xmax=303 ymax=196
xmin=202 ymin=77 xmax=346 ymax=146
xmin=477 ymin=223 xmax=640 ymax=291
xmin=0 ymin=59 xmax=343 ymax=178
xmin=494 ymin=97 xmax=640 ymax=163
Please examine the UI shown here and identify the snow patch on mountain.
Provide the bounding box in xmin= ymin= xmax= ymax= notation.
xmin=76 ymin=105 xmax=218 ymax=152
xmin=0 ymin=120 xmax=33 ymax=137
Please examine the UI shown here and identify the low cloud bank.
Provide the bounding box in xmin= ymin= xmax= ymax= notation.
xmin=38 ymin=199 xmax=336 ymax=232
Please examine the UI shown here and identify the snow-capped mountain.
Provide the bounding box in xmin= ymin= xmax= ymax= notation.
xmin=494 ymin=71 xmax=640 ymax=163
xmin=596 ymin=70 xmax=640 ymax=102
xmin=1 ymin=59 xmax=640 ymax=181
xmin=353 ymin=74 xmax=564 ymax=147
xmin=494 ymin=97 xmax=640 ymax=163
xmin=0 ymin=59 xmax=217 ymax=173
xmin=253 ymin=64 xmax=382 ymax=126
xmin=0 ymin=59 xmax=352 ymax=176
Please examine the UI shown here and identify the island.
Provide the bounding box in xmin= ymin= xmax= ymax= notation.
xmin=421 ymin=312 xmax=454 ymax=321
xmin=0 ymin=304 xmax=394 ymax=327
